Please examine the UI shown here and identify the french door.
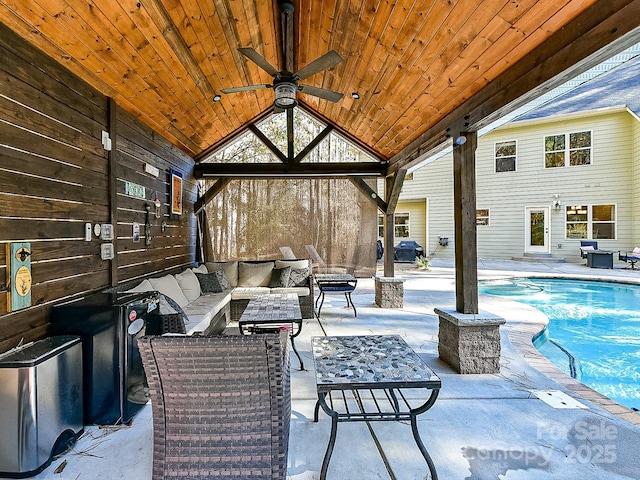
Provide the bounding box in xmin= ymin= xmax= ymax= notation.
xmin=525 ymin=206 xmax=550 ymax=254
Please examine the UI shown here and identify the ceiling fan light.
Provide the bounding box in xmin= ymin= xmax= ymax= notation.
xmin=274 ymin=82 xmax=298 ymax=109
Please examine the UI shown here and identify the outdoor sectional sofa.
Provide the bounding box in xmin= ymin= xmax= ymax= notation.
xmin=107 ymin=258 xmax=314 ymax=336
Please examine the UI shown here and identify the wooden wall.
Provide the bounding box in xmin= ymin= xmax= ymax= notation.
xmin=0 ymin=23 xmax=197 ymax=353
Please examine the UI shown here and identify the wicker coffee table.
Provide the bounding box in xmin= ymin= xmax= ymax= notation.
xmin=239 ymin=293 xmax=305 ymax=370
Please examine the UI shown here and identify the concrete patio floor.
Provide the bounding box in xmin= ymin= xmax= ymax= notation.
xmin=23 ymin=258 xmax=640 ymax=480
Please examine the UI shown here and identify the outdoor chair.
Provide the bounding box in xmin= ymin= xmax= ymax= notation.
xmin=137 ymin=332 xmax=291 ymax=480
xmin=304 ymin=244 xmax=348 ymax=274
xmin=279 ymin=246 xmax=297 ymax=260
xmin=619 ymin=247 xmax=640 ymax=269
xmin=579 ymin=240 xmax=598 ymax=259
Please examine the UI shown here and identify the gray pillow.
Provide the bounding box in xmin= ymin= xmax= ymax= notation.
xmin=288 ymin=267 xmax=310 ymax=287
xmin=214 ymin=270 xmax=231 ymax=290
xmin=269 ymin=266 xmax=292 ymax=288
xmin=195 ymin=272 xmax=223 ymax=293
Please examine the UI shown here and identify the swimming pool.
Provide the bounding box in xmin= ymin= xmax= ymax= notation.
xmin=479 ymin=278 xmax=640 ymax=411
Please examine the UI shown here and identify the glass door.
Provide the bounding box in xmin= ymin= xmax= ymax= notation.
xmin=525 ymin=207 xmax=550 ymax=254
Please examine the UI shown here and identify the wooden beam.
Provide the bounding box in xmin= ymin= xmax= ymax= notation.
xmin=453 ymin=131 xmax=478 ymax=314
xmin=248 ymin=124 xmax=287 ymax=163
xmin=349 ymin=178 xmax=387 ymax=213
xmin=194 ymin=178 xmax=231 ymax=215
xmin=194 ymin=108 xmax=274 ymax=162
xmin=387 ymin=0 xmax=640 ymax=175
xmin=297 ymin=103 xmax=386 ymax=162
xmin=382 ymin=171 xmax=407 ymax=277
xmin=294 ymin=125 xmax=333 ymax=163
xmin=193 ymin=162 xmax=386 ymax=178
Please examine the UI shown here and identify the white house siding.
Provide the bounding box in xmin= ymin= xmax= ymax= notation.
xmin=633 ymin=117 xmax=640 ymax=245
xmin=398 ymin=109 xmax=638 ymax=262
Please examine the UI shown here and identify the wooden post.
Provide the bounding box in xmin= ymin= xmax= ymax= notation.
xmin=452 ymin=131 xmax=478 ymax=314
xmin=383 ymin=212 xmax=395 ymax=276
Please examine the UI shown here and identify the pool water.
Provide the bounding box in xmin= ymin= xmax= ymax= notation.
xmin=480 ymin=278 xmax=640 ymax=411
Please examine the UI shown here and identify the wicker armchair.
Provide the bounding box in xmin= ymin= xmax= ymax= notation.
xmin=138 ymin=333 xmax=291 ymax=480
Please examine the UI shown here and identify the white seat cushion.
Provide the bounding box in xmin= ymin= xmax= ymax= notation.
xmin=231 ymin=287 xmax=270 ymax=300
xmin=270 ymin=287 xmax=310 ymax=296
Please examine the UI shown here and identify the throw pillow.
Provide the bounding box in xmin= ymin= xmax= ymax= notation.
xmin=124 ymin=279 xmax=154 ymax=293
xmin=269 ymin=266 xmax=292 ymax=288
xmin=148 ymin=275 xmax=190 ymax=308
xmin=238 ymin=261 xmax=274 ymax=287
xmin=205 ymin=261 xmax=238 ymax=287
xmin=195 ymin=272 xmax=223 ymax=293
xmin=275 ymin=259 xmax=309 ymax=270
xmin=191 ymin=264 xmax=208 ymax=274
xmin=214 ymin=270 xmax=231 ymax=290
xmin=174 ymin=269 xmax=201 ymax=302
xmin=288 ymin=267 xmax=310 ymax=287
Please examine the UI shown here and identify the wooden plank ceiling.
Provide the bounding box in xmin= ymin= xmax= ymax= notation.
xmin=2 ymin=0 xmax=639 ymax=169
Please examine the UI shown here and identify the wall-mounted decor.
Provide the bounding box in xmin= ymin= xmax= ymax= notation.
xmin=170 ymin=169 xmax=183 ymax=216
xmin=6 ymin=242 xmax=32 ymax=312
xmin=133 ymin=222 xmax=140 ymax=243
xmin=125 ymin=181 xmax=146 ymax=199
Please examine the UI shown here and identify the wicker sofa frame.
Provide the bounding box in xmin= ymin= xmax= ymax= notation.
xmin=138 ymin=332 xmax=291 ymax=480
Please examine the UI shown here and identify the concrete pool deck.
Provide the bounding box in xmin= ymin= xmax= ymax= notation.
xmin=24 ymin=258 xmax=640 ymax=480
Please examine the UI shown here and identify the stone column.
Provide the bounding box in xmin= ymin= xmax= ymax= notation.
xmin=374 ymin=277 xmax=404 ymax=308
xmin=435 ymin=307 xmax=506 ymax=374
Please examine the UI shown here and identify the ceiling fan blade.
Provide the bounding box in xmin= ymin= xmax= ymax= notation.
xmin=238 ymin=48 xmax=280 ymax=77
xmin=294 ymin=50 xmax=343 ymax=81
xmin=220 ymin=84 xmax=271 ymax=93
xmin=298 ymin=84 xmax=344 ymax=103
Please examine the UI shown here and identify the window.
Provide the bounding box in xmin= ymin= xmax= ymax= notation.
xmin=476 ymin=209 xmax=490 ymax=226
xmin=495 ymin=141 xmax=516 ymax=172
xmin=377 ymin=213 xmax=411 ymax=238
xmin=545 ymin=131 xmax=591 ymax=168
xmin=565 ymin=204 xmax=615 ymax=239
xmin=394 ymin=213 xmax=410 ymax=238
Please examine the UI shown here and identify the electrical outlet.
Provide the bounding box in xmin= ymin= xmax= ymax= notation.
xmin=100 ymin=243 xmax=114 ymax=260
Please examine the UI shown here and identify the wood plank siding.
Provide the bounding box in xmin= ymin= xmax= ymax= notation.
xmin=0 ymin=24 xmax=197 ymax=352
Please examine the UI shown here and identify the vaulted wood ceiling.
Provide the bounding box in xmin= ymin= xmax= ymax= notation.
xmin=2 ymin=0 xmax=639 ymax=171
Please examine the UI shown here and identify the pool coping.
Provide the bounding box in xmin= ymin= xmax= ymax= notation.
xmin=485 ymin=273 xmax=640 ymax=427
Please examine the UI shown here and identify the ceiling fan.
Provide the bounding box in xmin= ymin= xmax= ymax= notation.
xmin=220 ymin=1 xmax=344 ymax=110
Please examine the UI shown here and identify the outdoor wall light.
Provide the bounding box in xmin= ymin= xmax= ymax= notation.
xmin=274 ymin=82 xmax=298 ymax=109
xmin=454 ymin=135 xmax=467 ymax=146
xmin=553 ymin=194 xmax=561 ymax=211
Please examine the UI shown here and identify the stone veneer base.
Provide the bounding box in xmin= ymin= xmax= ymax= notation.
xmin=374 ymin=277 xmax=405 ymax=308
xmin=435 ymin=307 xmax=506 ymax=374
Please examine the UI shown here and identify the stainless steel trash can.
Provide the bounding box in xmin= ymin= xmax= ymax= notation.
xmin=0 ymin=336 xmax=84 ymax=478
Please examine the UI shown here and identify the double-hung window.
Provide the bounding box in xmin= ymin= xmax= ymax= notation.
xmin=476 ymin=209 xmax=490 ymax=226
xmin=545 ymin=131 xmax=591 ymax=168
xmin=565 ymin=204 xmax=615 ymax=239
xmin=378 ymin=213 xmax=410 ymax=238
xmin=494 ymin=141 xmax=516 ymax=172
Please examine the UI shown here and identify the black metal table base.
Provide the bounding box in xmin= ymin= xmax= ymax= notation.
xmin=315 ymin=287 xmax=357 ymax=318
xmin=239 ymin=322 xmax=305 ymax=370
xmin=313 ymin=388 xmax=440 ymax=480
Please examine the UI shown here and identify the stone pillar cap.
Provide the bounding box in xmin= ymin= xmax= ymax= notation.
xmin=434 ymin=307 xmax=506 ymax=326
xmin=374 ymin=276 xmax=405 ymax=283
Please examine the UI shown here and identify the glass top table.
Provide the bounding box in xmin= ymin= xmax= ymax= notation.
xmin=312 ymin=335 xmax=441 ymax=479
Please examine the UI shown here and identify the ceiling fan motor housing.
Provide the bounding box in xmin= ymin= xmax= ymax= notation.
xmin=274 ymin=81 xmax=298 ymax=109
